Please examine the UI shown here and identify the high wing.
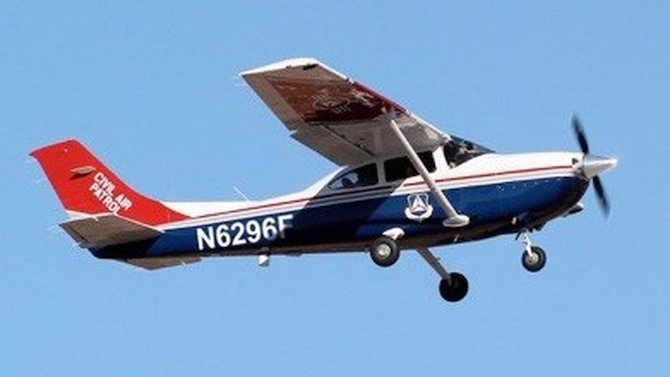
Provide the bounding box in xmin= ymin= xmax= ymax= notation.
xmin=241 ymin=58 xmax=450 ymax=166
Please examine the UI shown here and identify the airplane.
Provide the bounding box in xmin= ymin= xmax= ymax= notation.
xmin=31 ymin=58 xmax=617 ymax=303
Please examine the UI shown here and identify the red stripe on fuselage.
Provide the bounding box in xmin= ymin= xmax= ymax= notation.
xmin=403 ymin=164 xmax=573 ymax=187
xmin=172 ymin=164 xmax=574 ymax=224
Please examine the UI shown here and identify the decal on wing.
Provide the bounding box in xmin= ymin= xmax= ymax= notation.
xmin=241 ymin=58 xmax=449 ymax=166
xmin=265 ymin=75 xmax=405 ymax=124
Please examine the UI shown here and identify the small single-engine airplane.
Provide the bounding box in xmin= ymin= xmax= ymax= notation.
xmin=32 ymin=58 xmax=617 ymax=302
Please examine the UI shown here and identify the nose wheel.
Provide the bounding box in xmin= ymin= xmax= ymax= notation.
xmin=518 ymin=231 xmax=547 ymax=272
xmin=522 ymin=246 xmax=546 ymax=272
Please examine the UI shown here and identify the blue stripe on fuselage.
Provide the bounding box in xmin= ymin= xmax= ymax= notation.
xmin=92 ymin=176 xmax=587 ymax=259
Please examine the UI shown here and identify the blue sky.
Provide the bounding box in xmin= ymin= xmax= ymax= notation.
xmin=2 ymin=1 xmax=667 ymax=376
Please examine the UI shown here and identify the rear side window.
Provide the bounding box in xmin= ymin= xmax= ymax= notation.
xmin=328 ymin=163 xmax=379 ymax=190
xmin=384 ymin=151 xmax=436 ymax=182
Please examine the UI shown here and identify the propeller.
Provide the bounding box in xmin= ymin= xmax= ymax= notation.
xmin=571 ymin=115 xmax=616 ymax=216
xmin=572 ymin=115 xmax=590 ymax=154
xmin=592 ymin=176 xmax=610 ymax=216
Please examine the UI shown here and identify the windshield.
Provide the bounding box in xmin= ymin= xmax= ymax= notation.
xmin=443 ymin=136 xmax=495 ymax=167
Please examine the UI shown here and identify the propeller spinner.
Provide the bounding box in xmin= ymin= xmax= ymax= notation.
xmin=571 ymin=115 xmax=617 ymax=216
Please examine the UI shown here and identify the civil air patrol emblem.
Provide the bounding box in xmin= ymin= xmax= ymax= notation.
xmin=404 ymin=193 xmax=433 ymax=222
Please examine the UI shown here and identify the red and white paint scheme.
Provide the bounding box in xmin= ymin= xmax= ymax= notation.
xmin=32 ymin=58 xmax=617 ymax=303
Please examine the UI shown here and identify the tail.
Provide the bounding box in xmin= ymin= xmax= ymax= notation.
xmin=31 ymin=139 xmax=188 ymax=226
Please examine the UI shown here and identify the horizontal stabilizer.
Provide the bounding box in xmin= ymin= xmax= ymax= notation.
xmin=122 ymin=257 xmax=202 ymax=270
xmin=60 ymin=214 xmax=162 ymax=248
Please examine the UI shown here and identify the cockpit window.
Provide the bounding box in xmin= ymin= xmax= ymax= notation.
xmin=328 ymin=163 xmax=379 ymax=190
xmin=384 ymin=151 xmax=436 ymax=182
xmin=443 ymin=136 xmax=494 ymax=167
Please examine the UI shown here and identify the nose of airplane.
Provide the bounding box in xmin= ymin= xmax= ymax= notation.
xmin=581 ymin=154 xmax=618 ymax=179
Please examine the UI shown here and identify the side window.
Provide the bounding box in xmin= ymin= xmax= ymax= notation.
xmin=384 ymin=151 xmax=436 ymax=182
xmin=328 ymin=163 xmax=379 ymax=190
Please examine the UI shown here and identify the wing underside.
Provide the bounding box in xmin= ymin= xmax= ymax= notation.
xmin=241 ymin=58 xmax=449 ymax=166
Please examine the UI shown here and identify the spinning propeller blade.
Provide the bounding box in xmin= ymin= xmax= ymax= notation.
xmin=572 ymin=114 xmax=615 ymax=217
xmin=572 ymin=115 xmax=590 ymax=154
xmin=592 ymin=176 xmax=610 ymax=216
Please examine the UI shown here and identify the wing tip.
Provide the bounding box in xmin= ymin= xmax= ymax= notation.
xmin=240 ymin=57 xmax=323 ymax=77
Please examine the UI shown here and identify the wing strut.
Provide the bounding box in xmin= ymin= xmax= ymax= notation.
xmin=388 ymin=119 xmax=469 ymax=228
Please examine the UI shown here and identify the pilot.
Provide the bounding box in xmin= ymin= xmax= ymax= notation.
xmin=443 ymin=141 xmax=459 ymax=168
xmin=342 ymin=177 xmax=355 ymax=188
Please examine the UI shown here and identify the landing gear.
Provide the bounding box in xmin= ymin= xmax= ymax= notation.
xmin=518 ymin=230 xmax=547 ymax=272
xmin=375 ymin=229 xmax=550 ymax=302
xmin=439 ymin=272 xmax=469 ymax=302
xmin=369 ymin=236 xmax=400 ymax=267
xmin=522 ymin=246 xmax=546 ymax=272
xmin=416 ymin=247 xmax=468 ymax=303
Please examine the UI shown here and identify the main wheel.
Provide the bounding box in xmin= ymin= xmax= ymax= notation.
xmin=439 ymin=272 xmax=469 ymax=302
xmin=522 ymin=246 xmax=547 ymax=272
xmin=369 ymin=237 xmax=400 ymax=267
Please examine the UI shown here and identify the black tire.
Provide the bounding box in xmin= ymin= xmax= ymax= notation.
xmin=369 ymin=237 xmax=400 ymax=267
xmin=439 ymin=272 xmax=469 ymax=302
xmin=522 ymin=246 xmax=547 ymax=273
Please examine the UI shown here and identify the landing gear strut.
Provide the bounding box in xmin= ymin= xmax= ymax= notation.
xmin=417 ymin=247 xmax=468 ymax=303
xmin=518 ymin=231 xmax=547 ymax=272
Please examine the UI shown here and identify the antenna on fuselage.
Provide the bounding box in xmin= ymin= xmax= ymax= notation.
xmin=232 ymin=186 xmax=252 ymax=202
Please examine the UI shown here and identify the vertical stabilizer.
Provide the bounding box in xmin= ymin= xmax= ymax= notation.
xmin=31 ymin=139 xmax=188 ymax=226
